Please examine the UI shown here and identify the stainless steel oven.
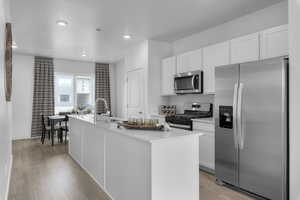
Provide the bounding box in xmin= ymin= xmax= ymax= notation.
xmin=174 ymin=70 xmax=203 ymax=94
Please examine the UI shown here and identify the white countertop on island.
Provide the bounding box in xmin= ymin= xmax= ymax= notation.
xmin=69 ymin=114 xmax=205 ymax=143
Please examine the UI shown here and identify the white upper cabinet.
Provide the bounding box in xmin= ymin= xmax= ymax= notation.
xmin=202 ymin=41 xmax=230 ymax=93
xmin=203 ymin=41 xmax=230 ymax=67
xmin=176 ymin=48 xmax=203 ymax=73
xmin=230 ymin=32 xmax=260 ymax=64
xmin=260 ymin=25 xmax=288 ymax=59
xmin=161 ymin=56 xmax=176 ymax=96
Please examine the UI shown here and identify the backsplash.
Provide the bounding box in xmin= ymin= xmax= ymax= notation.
xmin=165 ymin=94 xmax=214 ymax=114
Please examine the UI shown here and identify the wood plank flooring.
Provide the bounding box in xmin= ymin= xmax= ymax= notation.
xmin=8 ymin=139 xmax=254 ymax=200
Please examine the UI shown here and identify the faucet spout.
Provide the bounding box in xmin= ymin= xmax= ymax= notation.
xmin=95 ymin=98 xmax=111 ymax=122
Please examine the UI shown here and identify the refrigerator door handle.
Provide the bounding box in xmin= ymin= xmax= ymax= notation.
xmin=233 ymin=83 xmax=239 ymax=149
xmin=237 ymin=83 xmax=245 ymax=149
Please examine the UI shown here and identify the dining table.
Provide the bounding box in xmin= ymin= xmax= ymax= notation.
xmin=48 ymin=115 xmax=67 ymax=146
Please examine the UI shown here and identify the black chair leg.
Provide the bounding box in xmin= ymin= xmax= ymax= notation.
xmin=41 ymin=130 xmax=45 ymax=144
xmin=65 ymin=131 xmax=67 ymax=144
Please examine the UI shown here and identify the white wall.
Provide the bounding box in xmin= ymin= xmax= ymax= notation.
xmin=148 ymin=40 xmax=172 ymax=115
xmin=173 ymin=1 xmax=288 ymax=54
xmin=0 ymin=0 xmax=12 ymax=199
xmin=54 ymin=58 xmax=95 ymax=75
xmin=113 ymin=40 xmax=172 ymax=118
xmin=12 ymin=54 xmax=34 ymax=139
xmin=288 ymin=0 xmax=300 ymax=199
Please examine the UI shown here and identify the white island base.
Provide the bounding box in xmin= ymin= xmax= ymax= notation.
xmin=69 ymin=116 xmax=200 ymax=200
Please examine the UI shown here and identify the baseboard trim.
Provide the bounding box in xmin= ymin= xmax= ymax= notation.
xmin=5 ymin=154 xmax=12 ymax=200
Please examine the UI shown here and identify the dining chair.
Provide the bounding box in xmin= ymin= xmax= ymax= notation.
xmin=41 ymin=114 xmax=60 ymax=144
xmin=59 ymin=113 xmax=69 ymax=144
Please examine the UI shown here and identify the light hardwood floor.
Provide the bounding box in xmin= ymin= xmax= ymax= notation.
xmin=8 ymin=139 xmax=254 ymax=200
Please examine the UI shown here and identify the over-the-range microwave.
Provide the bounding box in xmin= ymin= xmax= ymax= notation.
xmin=174 ymin=70 xmax=203 ymax=94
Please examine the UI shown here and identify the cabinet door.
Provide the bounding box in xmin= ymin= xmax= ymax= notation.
xmin=230 ymin=32 xmax=260 ymax=64
xmin=198 ymin=133 xmax=215 ymax=170
xmin=203 ymin=41 xmax=230 ymax=93
xmin=69 ymin=119 xmax=82 ymax=163
xmin=82 ymin=124 xmax=105 ymax=186
xmin=203 ymin=41 xmax=230 ymax=67
xmin=260 ymin=25 xmax=288 ymax=59
xmin=194 ymin=121 xmax=215 ymax=171
xmin=161 ymin=56 xmax=176 ymax=96
xmin=176 ymin=49 xmax=202 ymax=73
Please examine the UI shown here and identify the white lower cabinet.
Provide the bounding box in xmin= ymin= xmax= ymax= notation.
xmin=69 ymin=118 xmax=199 ymax=200
xmin=69 ymin=119 xmax=83 ymax=163
xmin=82 ymin=123 xmax=105 ymax=187
xmin=69 ymin=119 xmax=105 ymax=187
xmin=193 ymin=121 xmax=215 ymax=171
xmin=198 ymin=133 xmax=215 ymax=171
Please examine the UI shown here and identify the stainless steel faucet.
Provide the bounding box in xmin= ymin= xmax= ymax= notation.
xmin=94 ymin=98 xmax=111 ymax=122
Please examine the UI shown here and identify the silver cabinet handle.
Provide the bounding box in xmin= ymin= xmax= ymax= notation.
xmin=237 ymin=83 xmax=245 ymax=149
xmin=233 ymin=83 xmax=239 ymax=149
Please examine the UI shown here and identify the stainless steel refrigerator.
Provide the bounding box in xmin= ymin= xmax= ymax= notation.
xmin=214 ymin=56 xmax=288 ymax=200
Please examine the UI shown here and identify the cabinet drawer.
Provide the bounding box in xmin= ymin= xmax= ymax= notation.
xmin=193 ymin=122 xmax=215 ymax=132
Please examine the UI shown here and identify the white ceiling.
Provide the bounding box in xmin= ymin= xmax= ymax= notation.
xmin=10 ymin=0 xmax=283 ymax=63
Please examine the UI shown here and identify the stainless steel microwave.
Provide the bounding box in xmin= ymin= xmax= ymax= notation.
xmin=174 ymin=70 xmax=203 ymax=94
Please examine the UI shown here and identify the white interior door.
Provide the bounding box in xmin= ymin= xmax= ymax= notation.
xmin=127 ymin=68 xmax=145 ymax=118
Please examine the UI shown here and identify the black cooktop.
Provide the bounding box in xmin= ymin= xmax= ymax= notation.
xmin=166 ymin=110 xmax=212 ymax=124
xmin=165 ymin=103 xmax=213 ymax=130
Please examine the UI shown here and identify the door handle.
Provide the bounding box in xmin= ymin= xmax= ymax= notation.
xmin=237 ymin=83 xmax=245 ymax=150
xmin=233 ymin=83 xmax=239 ymax=149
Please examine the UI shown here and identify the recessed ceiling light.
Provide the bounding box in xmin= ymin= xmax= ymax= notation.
xmin=12 ymin=41 xmax=18 ymax=49
xmin=56 ymin=20 xmax=68 ymax=27
xmin=123 ymin=34 xmax=132 ymax=40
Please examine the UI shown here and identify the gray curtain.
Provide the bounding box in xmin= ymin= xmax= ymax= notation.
xmin=95 ymin=63 xmax=111 ymax=114
xmin=31 ymin=57 xmax=54 ymax=138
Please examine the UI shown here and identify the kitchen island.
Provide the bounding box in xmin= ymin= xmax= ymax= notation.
xmin=69 ymin=115 xmax=201 ymax=200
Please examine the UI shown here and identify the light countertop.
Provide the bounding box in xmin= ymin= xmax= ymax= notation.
xmin=69 ymin=114 xmax=205 ymax=143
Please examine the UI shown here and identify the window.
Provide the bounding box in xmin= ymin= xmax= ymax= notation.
xmin=75 ymin=76 xmax=93 ymax=110
xmin=54 ymin=73 xmax=94 ymax=114
xmin=76 ymin=77 xmax=91 ymax=93
xmin=55 ymin=74 xmax=74 ymax=113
